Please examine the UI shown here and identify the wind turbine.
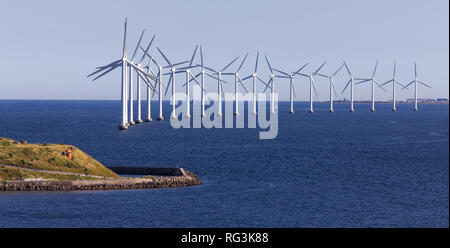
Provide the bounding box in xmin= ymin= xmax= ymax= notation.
xmin=273 ymin=63 xmax=309 ymax=114
xmin=240 ymin=52 xmax=271 ymax=115
xmin=157 ymin=47 xmax=189 ymax=119
xmin=262 ymin=55 xmax=276 ymax=114
xmin=341 ymin=61 xmax=356 ymax=112
xmin=135 ymin=33 xmax=156 ymax=123
xmin=173 ymin=45 xmax=206 ymax=118
xmin=87 ymin=18 xmax=129 ymax=130
xmin=204 ymin=56 xmax=240 ymax=116
xmin=140 ymin=46 xmax=164 ymax=121
xmin=402 ymin=63 xmax=432 ymax=111
xmin=353 ymin=62 xmax=387 ymax=112
xmin=380 ymin=62 xmax=405 ymax=111
xmin=221 ymin=53 xmax=249 ymax=116
xmin=294 ymin=62 xmax=326 ymax=113
xmin=126 ymin=29 xmax=146 ymax=125
xmin=316 ymin=64 xmax=345 ymax=112
xmin=190 ymin=46 xmax=228 ymax=117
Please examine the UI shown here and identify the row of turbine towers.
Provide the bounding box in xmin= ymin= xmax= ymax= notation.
xmin=88 ymin=19 xmax=432 ymax=130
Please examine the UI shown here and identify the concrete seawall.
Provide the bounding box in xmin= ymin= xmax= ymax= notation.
xmin=107 ymin=166 xmax=187 ymax=176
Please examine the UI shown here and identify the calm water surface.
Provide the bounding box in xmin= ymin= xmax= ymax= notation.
xmin=0 ymin=100 xmax=448 ymax=227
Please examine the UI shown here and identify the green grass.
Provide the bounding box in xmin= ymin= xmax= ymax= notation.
xmin=0 ymin=137 xmax=119 ymax=180
xmin=0 ymin=166 xmax=101 ymax=181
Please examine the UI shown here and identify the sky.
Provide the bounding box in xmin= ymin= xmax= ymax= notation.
xmin=0 ymin=0 xmax=448 ymax=101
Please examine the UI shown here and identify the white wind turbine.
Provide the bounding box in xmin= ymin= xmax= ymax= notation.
xmin=341 ymin=61 xmax=357 ymax=112
xmin=294 ymin=62 xmax=326 ymax=113
xmin=174 ymin=45 xmax=207 ymax=118
xmin=157 ymin=47 xmax=189 ymax=119
xmin=240 ymin=52 xmax=272 ymax=115
xmin=273 ymin=63 xmax=309 ymax=114
xmin=353 ymin=62 xmax=387 ymax=112
xmin=140 ymin=46 xmax=165 ymax=121
xmin=135 ymin=33 xmax=156 ymax=123
xmin=190 ymin=46 xmax=228 ymax=117
xmin=88 ymin=19 xmax=155 ymax=130
xmin=380 ymin=62 xmax=405 ymax=111
xmin=402 ymin=63 xmax=432 ymax=111
xmin=316 ymin=64 xmax=345 ymax=112
xmin=221 ymin=53 xmax=249 ymax=116
xmin=203 ymin=56 xmax=240 ymax=116
xmin=126 ymin=29 xmax=146 ymax=125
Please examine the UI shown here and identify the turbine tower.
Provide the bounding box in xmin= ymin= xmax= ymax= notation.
xmin=341 ymin=62 xmax=356 ymax=112
xmin=190 ymin=46 xmax=228 ymax=117
xmin=273 ymin=63 xmax=309 ymax=114
xmin=135 ymin=33 xmax=156 ymax=123
xmin=174 ymin=45 xmax=207 ymax=118
xmin=402 ymin=63 xmax=432 ymax=111
xmin=316 ymin=64 xmax=345 ymax=112
xmin=295 ymin=62 xmax=326 ymax=113
xmin=380 ymin=62 xmax=405 ymax=111
xmin=157 ymin=47 xmax=189 ymax=119
xmin=353 ymin=62 xmax=387 ymax=112
xmin=241 ymin=52 xmax=271 ymax=115
xmin=262 ymin=55 xmax=276 ymax=114
xmin=221 ymin=53 xmax=249 ymax=116
xmin=127 ymin=29 xmax=146 ymax=125
xmin=204 ymin=57 xmax=240 ymax=116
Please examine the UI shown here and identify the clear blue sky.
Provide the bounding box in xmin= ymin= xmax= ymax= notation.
xmin=1 ymin=0 xmax=448 ymax=101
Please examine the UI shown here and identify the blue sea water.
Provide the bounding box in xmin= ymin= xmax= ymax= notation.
xmin=0 ymin=100 xmax=448 ymax=227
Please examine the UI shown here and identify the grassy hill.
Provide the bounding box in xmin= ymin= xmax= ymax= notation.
xmin=0 ymin=137 xmax=119 ymax=180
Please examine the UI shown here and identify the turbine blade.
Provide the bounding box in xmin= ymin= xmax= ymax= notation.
xmin=294 ymin=63 xmax=309 ymax=75
xmin=332 ymin=64 xmax=345 ymax=77
xmin=341 ymin=79 xmax=352 ymax=94
xmin=256 ymin=75 xmax=269 ymax=88
xmin=254 ymin=51 xmax=259 ymax=73
xmin=402 ymin=81 xmax=415 ymax=90
xmin=92 ymin=64 xmax=120 ymax=81
xmin=263 ymin=77 xmax=273 ymax=93
xmin=312 ymin=78 xmax=319 ymax=97
xmin=204 ymin=65 xmax=217 ymax=73
xmin=380 ymin=79 xmax=393 ymax=86
xmin=220 ymin=81 xmax=226 ymax=97
xmin=414 ymin=62 xmax=417 ymax=78
xmin=206 ymin=72 xmax=228 ymax=84
xmin=241 ymin=75 xmax=252 ymax=81
xmin=170 ymin=60 xmax=189 ymax=68
xmin=418 ymin=81 xmax=432 ymax=88
xmin=237 ymin=75 xmax=249 ymax=93
xmin=264 ymin=55 xmax=273 ymax=74
xmin=374 ymin=80 xmax=388 ymax=92
xmin=131 ymin=30 xmax=145 ymax=61
xmin=122 ymin=18 xmax=127 ymax=58
xmin=331 ymin=80 xmax=338 ymax=97
xmin=156 ymin=47 xmax=171 ymax=66
xmin=273 ymin=68 xmax=290 ymax=76
xmin=237 ymin=53 xmax=248 ymax=72
xmin=313 ymin=62 xmax=326 ymax=75
xmin=164 ymin=74 xmax=173 ymax=96
xmin=139 ymin=33 xmax=156 ymax=64
xmin=355 ymin=79 xmax=370 ymax=85
xmin=291 ymin=80 xmax=296 ymax=98
xmin=88 ymin=60 xmax=121 ymax=77
xmin=189 ymin=45 xmax=198 ymax=67
xmin=189 ymin=71 xmax=205 ymax=92
xmin=200 ymin=45 xmax=204 ymax=67
xmin=395 ymin=79 xmax=405 ymax=87
xmin=221 ymin=56 xmax=239 ymax=72
xmin=316 ymin=73 xmax=330 ymax=78
xmin=372 ymin=61 xmax=378 ymax=78
xmin=343 ymin=61 xmax=351 ymax=76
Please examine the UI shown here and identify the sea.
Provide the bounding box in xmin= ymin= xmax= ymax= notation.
xmin=0 ymin=100 xmax=448 ymax=227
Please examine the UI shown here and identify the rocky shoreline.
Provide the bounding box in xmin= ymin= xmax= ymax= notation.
xmin=0 ymin=172 xmax=201 ymax=191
